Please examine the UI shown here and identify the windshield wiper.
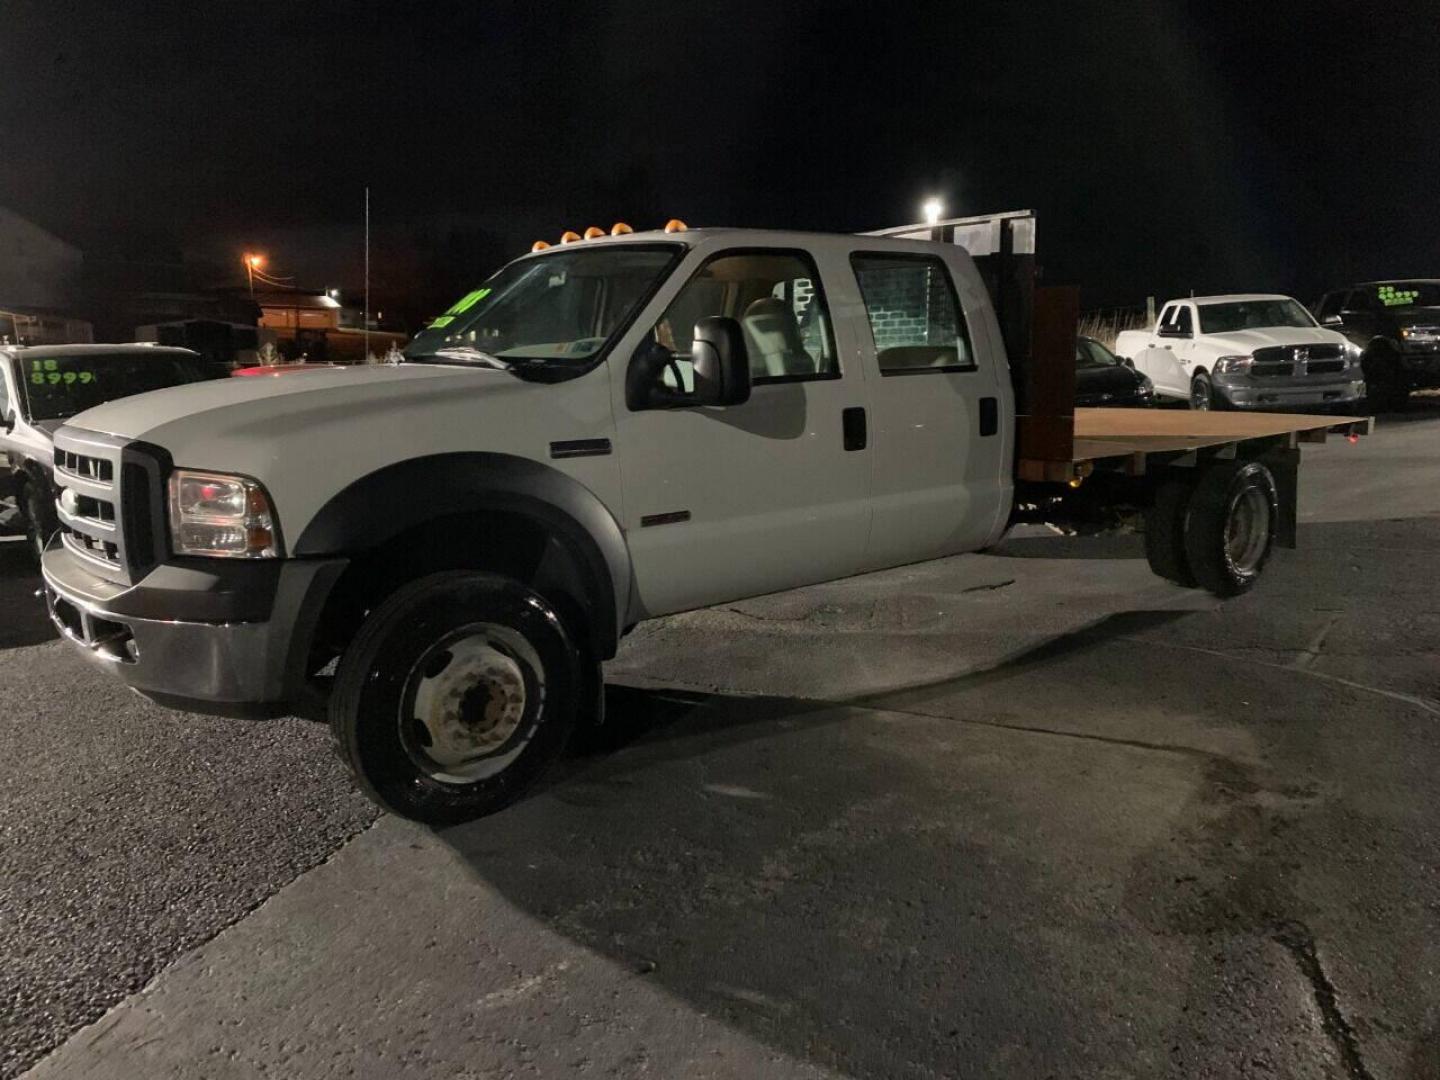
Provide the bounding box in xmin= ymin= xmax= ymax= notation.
xmin=407 ymin=346 xmax=515 ymax=370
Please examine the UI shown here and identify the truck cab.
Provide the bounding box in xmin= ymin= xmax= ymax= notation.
xmin=39 ymin=227 xmax=1014 ymax=822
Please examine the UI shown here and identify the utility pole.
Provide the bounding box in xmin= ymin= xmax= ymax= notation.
xmin=364 ymin=187 xmax=371 ymax=360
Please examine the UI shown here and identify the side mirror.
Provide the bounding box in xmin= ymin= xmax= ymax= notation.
xmin=625 ymin=317 xmax=752 ymax=411
xmin=1320 ymin=314 xmax=1343 ymax=326
xmin=690 ymin=317 xmax=751 ymax=407
xmin=1119 ymin=356 xmax=1135 ymax=369
xmin=0 ymin=411 xmax=13 ymax=434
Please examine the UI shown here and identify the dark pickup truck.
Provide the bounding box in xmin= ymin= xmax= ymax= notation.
xmin=1314 ymin=280 xmax=1440 ymax=409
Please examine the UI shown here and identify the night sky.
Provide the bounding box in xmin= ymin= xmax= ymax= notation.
xmin=2 ymin=0 xmax=1436 ymax=315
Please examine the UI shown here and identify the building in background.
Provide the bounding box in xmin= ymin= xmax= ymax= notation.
xmin=0 ymin=205 xmax=92 ymax=344
xmin=239 ymin=287 xmax=406 ymax=362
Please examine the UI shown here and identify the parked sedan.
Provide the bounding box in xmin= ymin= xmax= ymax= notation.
xmin=1076 ymin=335 xmax=1154 ymax=407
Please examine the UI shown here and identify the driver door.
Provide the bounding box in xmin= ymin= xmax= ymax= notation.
xmin=610 ymin=247 xmax=873 ymax=618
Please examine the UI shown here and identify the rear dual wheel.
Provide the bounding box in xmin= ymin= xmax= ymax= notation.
xmin=1145 ymin=461 xmax=1278 ymax=597
xmin=329 ymin=571 xmax=586 ymax=825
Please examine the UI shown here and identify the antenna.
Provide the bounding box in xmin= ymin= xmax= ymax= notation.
xmin=364 ymin=186 xmax=371 ymax=360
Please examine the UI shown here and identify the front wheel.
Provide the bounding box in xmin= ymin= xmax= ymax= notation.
xmin=1183 ymin=461 xmax=1278 ymax=598
xmin=21 ymin=479 xmax=58 ymax=565
xmin=1189 ymin=372 xmax=1218 ymax=411
xmin=329 ymin=571 xmax=585 ymax=824
xmin=1363 ymin=351 xmax=1409 ymax=412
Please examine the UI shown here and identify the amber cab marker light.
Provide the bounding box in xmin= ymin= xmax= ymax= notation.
xmin=610 ymin=222 xmax=634 ymax=236
xmin=531 ymin=240 xmax=551 ymax=252
xmin=583 ymin=226 xmax=606 ymax=240
xmin=663 ymin=219 xmax=688 ymax=234
xmin=560 ymin=230 xmax=581 ymax=244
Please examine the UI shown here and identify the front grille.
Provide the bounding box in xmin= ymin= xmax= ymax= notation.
xmin=55 ymin=449 xmax=114 ymax=485
xmin=1249 ymin=343 xmax=1346 ymax=379
xmin=62 ymin=527 xmax=121 ymax=568
xmin=51 ymin=429 xmax=167 ymax=586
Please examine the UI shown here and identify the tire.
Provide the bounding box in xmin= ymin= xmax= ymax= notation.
xmin=21 ymin=478 xmax=58 ymax=565
xmin=1189 ymin=371 xmax=1223 ymax=411
xmin=1182 ymin=461 xmax=1278 ymax=598
xmin=329 ymin=571 xmax=584 ymax=824
xmin=1144 ymin=476 xmax=1198 ymax=587
xmin=1362 ymin=350 xmax=1409 ymax=412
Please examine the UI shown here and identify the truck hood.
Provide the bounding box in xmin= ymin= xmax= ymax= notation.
xmin=1199 ymin=326 xmax=1348 ymax=352
xmin=64 ymin=361 xmax=618 ymax=544
xmin=71 ymin=363 xmax=496 ymax=440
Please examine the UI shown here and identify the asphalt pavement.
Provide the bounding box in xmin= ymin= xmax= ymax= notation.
xmin=4 ymin=399 xmax=1439 ymax=1079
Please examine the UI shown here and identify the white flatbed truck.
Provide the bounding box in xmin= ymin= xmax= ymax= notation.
xmin=39 ymin=212 xmax=1369 ymax=822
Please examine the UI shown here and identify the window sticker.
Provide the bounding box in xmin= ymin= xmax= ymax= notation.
xmin=1377 ymin=284 xmax=1419 ymax=307
xmin=426 ymin=286 xmax=493 ymax=329
xmin=30 ymin=359 xmax=95 ymax=385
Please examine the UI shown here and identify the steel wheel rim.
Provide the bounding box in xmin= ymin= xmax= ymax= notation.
xmin=1224 ymin=486 xmax=1270 ymax=574
xmin=399 ymin=622 xmax=546 ymax=784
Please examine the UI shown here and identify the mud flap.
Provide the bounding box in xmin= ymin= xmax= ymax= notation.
xmin=1260 ymin=446 xmax=1300 ymax=550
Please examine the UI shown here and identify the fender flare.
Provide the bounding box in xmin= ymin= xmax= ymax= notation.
xmin=293 ymin=453 xmax=632 ymax=657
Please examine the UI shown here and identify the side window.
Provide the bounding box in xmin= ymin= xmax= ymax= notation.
xmin=1157 ymin=304 xmax=1178 ymax=331
xmin=1175 ymin=306 xmax=1193 ymax=335
xmin=649 ymin=250 xmax=837 ymax=386
xmin=851 ymin=253 xmax=974 ymax=374
xmin=1345 ymin=289 xmax=1377 ymax=313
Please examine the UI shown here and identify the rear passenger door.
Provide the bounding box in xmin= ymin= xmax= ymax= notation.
xmin=849 ymin=250 xmax=1010 ymax=569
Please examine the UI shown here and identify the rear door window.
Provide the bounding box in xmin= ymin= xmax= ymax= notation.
xmin=850 ymin=253 xmax=974 ymax=374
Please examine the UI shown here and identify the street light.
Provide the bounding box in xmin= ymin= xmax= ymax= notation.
xmin=243 ymin=253 xmax=266 ymax=296
xmin=922 ymin=198 xmax=944 ymax=226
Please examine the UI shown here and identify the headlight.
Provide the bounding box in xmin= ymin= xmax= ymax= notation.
xmin=168 ymin=469 xmax=280 ymax=558
xmin=1137 ymin=373 xmax=1154 ymax=393
xmin=1213 ymin=355 xmax=1252 ymax=375
xmin=1345 ymin=342 xmax=1364 ymax=366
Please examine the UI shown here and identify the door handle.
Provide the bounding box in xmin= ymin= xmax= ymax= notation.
xmin=842 ymin=407 xmax=867 ymax=451
xmin=1162 ymin=345 xmax=1172 ymax=350
xmin=979 ymin=397 xmax=998 ymax=436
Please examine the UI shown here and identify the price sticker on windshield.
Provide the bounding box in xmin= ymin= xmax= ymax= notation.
xmin=29 ymin=358 xmax=95 ymax=386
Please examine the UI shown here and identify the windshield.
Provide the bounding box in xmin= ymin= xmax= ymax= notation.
xmin=18 ymin=352 xmax=223 ymax=421
xmin=405 ymin=245 xmax=680 ymax=368
xmin=1076 ymin=338 xmax=1120 ymax=368
xmin=1198 ymin=299 xmax=1315 ymax=334
xmin=1368 ymin=282 xmax=1440 ymax=308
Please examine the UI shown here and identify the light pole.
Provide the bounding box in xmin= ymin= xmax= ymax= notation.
xmin=244 ymin=253 xmax=265 ymax=297
xmin=922 ymin=198 xmax=944 ymax=226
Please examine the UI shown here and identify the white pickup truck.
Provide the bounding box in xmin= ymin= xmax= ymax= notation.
xmin=1114 ymin=294 xmax=1364 ymax=411
xmin=39 ymin=217 xmax=1370 ymax=823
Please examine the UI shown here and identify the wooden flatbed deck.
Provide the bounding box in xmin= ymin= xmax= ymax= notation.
xmin=1018 ymin=409 xmax=1374 ymax=482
